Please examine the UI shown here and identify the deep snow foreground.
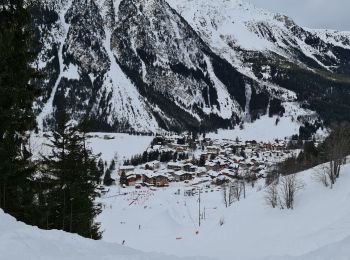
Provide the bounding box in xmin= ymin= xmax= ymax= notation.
xmin=98 ymin=162 xmax=350 ymax=260
xmin=0 ymin=209 xmax=210 ymax=260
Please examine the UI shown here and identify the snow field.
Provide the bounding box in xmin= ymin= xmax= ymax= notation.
xmin=98 ymin=161 xmax=350 ymax=260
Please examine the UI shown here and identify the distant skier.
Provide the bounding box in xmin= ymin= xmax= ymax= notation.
xmin=122 ymin=240 xmax=125 ymax=245
xmin=139 ymin=224 xmax=141 ymax=230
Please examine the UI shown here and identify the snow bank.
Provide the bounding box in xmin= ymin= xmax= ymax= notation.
xmin=0 ymin=209 xmax=210 ymax=260
xmin=264 ymin=235 xmax=350 ymax=260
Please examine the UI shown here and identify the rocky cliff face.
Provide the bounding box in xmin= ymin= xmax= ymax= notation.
xmin=31 ymin=0 xmax=350 ymax=133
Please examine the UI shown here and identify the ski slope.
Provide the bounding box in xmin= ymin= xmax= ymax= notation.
xmin=98 ymin=161 xmax=350 ymax=260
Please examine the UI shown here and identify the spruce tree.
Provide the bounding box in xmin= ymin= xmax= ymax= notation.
xmin=41 ymin=110 xmax=102 ymax=239
xmin=0 ymin=0 xmax=40 ymax=223
xmin=103 ymin=169 xmax=114 ymax=186
xmin=119 ymin=170 xmax=128 ymax=186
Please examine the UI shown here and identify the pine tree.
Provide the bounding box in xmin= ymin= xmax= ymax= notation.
xmin=0 ymin=0 xmax=40 ymax=223
xmin=103 ymin=169 xmax=114 ymax=186
xmin=109 ymin=159 xmax=116 ymax=171
xmin=119 ymin=170 xmax=128 ymax=186
xmin=41 ymin=110 xmax=102 ymax=239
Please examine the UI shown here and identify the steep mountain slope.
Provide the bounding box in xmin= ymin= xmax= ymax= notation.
xmin=168 ymin=0 xmax=350 ymax=124
xmin=31 ymin=0 xmax=350 ymax=133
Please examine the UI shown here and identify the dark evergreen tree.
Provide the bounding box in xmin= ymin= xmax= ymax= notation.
xmin=160 ymin=151 xmax=173 ymax=162
xmin=142 ymin=151 xmax=148 ymax=162
xmin=0 ymin=0 xmax=40 ymax=223
xmin=109 ymin=159 xmax=116 ymax=171
xmin=103 ymin=169 xmax=114 ymax=186
xmin=41 ymin=110 xmax=102 ymax=239
xmin=119 ymin=170 xmax=128 ymax=186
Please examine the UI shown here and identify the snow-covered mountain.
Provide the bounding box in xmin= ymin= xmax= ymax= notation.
xmin=31 ymin=0 xmax=350 ymax=133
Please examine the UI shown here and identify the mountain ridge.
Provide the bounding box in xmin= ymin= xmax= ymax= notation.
xmin=31 ymin=0 xmax=350 ymax=133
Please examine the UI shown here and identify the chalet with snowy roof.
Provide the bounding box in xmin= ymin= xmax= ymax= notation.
xmin=199 ymin=152 xmax=209 ymax=160
xmin=126 ymin=174 xmax=137 ymax=186
xmin=219 ymin=169 xmax=236 ymax=179
xmin=118 ymin=165 xmax=135 ymax=176
xmin=124 ymin=169 xmax=144 ymax=186
xmin=142 ymin=160 xmax=160 ymax=170
xmin=142 ymin=171 xmax=169 ymax=187
xmin=207 ymin=146 xmax=220 ymax=155
xmin=171 ymin=171 xmax=193 ymax=182
xmin=205 ymin=161 xmax=217 ymax=171
xmin=183 ymin=163 xmax=196 ymax=172
xmin=196 ymin=167 xmax=207 ymax=177
xmin=167 ymin=162 xmax=183 ymax=171
xmin=175 ymin=145 xmax=189 ymax=153
xmin=208 ymin=170 xmax=219 ymax=179
xmin=213 ymin=175 xmax=230 ymax=185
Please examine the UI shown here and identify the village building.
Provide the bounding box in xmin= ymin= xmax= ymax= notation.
xmin=213 ymin=175 xmax=229 ymax=185
xmin=142 ymin=171 xmax=169 ymax=187
xmin=167 ymin=162 xmax=183 ymax=171
xmin=118 ymin=165 xmax=135 ymax=176
xmin=196 ymin=167 xmax=207 ymax=177
xmin=208 ymin=170 xmax=219 ymax=179
xmin=171 ymin=170 xmax=193 ymax=182
xmin=219 ymin=169 xmax=236 ymax=179
xmin=126 ymin=173 xmax=137 ymax=186
xmin=142 ymin=160 xmax=160 ymax=170
xmin=183 ymin=163 xmax=196 ymax=172
xmin=207 ymin=146 xmax=220 ymax=155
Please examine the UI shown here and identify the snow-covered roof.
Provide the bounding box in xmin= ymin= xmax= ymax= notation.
xmin=208 ymin=170 xmax=219 ymax=177
xmin=168 ymin=162 xmax=184 ymax=167
xmin=119 ymin=165 xmax=135 ymax=170
xmin=197 ymin=167 xmax=207 ymax=172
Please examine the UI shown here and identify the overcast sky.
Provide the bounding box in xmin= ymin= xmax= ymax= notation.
xmin=245 ymin=0 xmax=350 ymax=31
